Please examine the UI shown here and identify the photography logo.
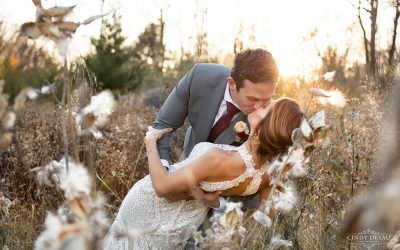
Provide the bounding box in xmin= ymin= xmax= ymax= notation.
xmin=347 ymin=228 xmax=392 ymax=249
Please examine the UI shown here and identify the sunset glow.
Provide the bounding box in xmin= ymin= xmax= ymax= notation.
xmin=0 ymin=0 xmax=396 ymax=77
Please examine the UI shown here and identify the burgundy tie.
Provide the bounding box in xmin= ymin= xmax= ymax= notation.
xmin=208 ymin=102 xmax=240 ymax=143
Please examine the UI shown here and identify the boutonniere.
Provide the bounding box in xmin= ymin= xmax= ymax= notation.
xmin=233 ymin=121 xmax=250 ymax=144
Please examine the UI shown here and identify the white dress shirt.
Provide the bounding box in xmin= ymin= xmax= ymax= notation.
xmin=213 ymin=84 xmax=241 ymax=126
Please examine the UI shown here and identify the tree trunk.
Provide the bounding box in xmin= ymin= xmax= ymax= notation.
xmin=356 ymin=0 xmax=370 ymax=64
xmin=158 ymin=10 xmax=165 ymax=72
xmin=369 ymin=0 xmax=378 ymax=78
xmin=389 ymin=1 xmax=400 ymax=66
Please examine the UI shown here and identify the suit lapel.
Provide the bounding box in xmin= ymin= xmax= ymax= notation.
xmin=214 ymin=113 xmax=248 ymax=144
xmin=195 ymin=78 xmax=227 ymax=142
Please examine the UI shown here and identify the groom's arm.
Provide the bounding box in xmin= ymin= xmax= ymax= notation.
xmin=162 ymin=188 xmax=222 ymax=208
xmin=153 ymin=65 xmax=198 ymax=162
xmin=226 ymin=193 xmax=260 ymax=210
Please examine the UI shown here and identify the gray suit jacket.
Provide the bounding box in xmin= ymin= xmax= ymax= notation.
xmin=153 ymin=63 xmax=258 ymax=209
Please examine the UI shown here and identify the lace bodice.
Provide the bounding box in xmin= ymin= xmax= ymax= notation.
xmin=104 ymin=142 xmax=266 ymax=250
xmin=170 ymin=142 xmax=266 ymax=196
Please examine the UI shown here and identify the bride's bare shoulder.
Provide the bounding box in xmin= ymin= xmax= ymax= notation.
xmin=204 ymin=147 xmax=239 ymax=166
xmin=202 ymin=147 xmax=244 ymax=179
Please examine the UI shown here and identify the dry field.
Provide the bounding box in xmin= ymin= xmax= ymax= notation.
xmin=0 ymin=84 xmax=388 ymax=249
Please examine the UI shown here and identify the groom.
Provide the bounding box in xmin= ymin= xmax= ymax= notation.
xmin=153 ymin=47 xmax=278 ymax=235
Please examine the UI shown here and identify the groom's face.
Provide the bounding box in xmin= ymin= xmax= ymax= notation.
xmin=228 ymin=77 xmax=276 ymax=114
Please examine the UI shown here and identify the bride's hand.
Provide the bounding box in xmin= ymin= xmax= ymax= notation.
xmin=145 ymin=126 xmax=173 ymax=144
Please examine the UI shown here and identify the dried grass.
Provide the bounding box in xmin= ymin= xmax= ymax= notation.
xmin=0 ymin=86 xmax=385 ymax=249
xmin=0 ymin=101 xmax=186 ymax=248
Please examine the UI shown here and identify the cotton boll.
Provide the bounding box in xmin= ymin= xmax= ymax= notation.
xmin=89 ymin=128 xmax=103 ymax=139
xmin=267 ymin=158 xmax=284 ymax=176
xmin=309 ymin=110 xmax=326 ymax=130
xmin=82 ymin=90 xmax=115 ymax=127
xmin=31 ymin=161 xmax=59 ymax=187
xmin=35 ymin=212 xmax=63 ymax=250
xmin=69 ymin=195 xmax=92 ymax=220
xmin=58 ymin=235 xmax=86 ymax=250
xmin=32 ymin=157 xmax=92 ymax=200
xmin=290 ymin=164 xmax=307 ymax=178
xmin=2 ymin=112 xmax=16 ymax=129
xmin=60 ymin=163 xmax=92 ymax=199
xmin=75 ymin=90 xmax=115 ymax=139
xmin=55 ymin=38 xmax=71 ymax=63
xmin=317 ymin=90 xmax=346 ymax=108
xmin=287 ymin=148 xmax=304 ymax=166
xmin=322 ymin=71 xmax=335 ymax=82
xmin=218 ymin=202 xmax=243 ymax=228
xmin=31 ymin=159 xmax=68 ymax=187
xmin=40 ymin=82 xmax=56 ymax=95
xmin=299 ymin=119 xmax=312 ymax=140
xmin=270 ymin=235 xmax=293 ymax=250
xmin=26 ymin=88 xmax=39 ymax=100
xmin=252 ymin=210 xmax=272 ymax=228
xmin=273 ymin=184 xmax=298 ymax=212
xmin=286 ymin=147 xmax=306 ymax=177
xmin=327 ymin=90 xmax=346 ymax=107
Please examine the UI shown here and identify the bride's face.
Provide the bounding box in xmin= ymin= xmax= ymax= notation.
xmin=247 ymin=100 xmax=277 ymax=131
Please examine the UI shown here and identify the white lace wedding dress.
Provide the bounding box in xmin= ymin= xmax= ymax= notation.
xmin=103 ymin=142 xmax=267 ymax=250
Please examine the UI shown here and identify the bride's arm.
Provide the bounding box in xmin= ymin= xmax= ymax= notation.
xmin=145 ymin=126 xmax=223 ymax=198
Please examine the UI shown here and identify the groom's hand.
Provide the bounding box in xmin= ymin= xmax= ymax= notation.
xmin=161 ymin=187 xmax=221 ymax=205
xmin=162 ymin=191 xmax=193 ymax=203
xmin=190 ymin=185 xmax=221 ymax=207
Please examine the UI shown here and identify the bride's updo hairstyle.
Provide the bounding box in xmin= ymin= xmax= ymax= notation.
xmin=256 ymin=98 xmax=303 ymax=165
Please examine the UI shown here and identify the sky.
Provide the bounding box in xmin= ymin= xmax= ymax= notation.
xmin=0 ymin=0 xmax=398 ymax=78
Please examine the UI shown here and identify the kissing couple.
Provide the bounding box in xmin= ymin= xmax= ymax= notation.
xmin=104 ymin=48 xmax=304 ymax=249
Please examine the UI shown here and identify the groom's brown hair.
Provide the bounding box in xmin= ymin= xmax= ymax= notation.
xmin=231 ymin=48 xmax=279 ymax=90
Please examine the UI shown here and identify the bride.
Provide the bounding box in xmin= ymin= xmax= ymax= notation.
xmin=103 ymin=98 xmax=303 ymax=249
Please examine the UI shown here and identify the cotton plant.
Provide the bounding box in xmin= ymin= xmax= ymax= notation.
xmin=20 ymin=0 xmax=108 ymax=163
xmin=193 ymin=86 xmax=339 ymax=247
xmin=248 ymin=87 xmax=341 ymax=246
xmin=20 ymin=0 xmax=107 ymax=60
xmin=74 ymin=90 xmax=116 ymax=139
xmin=194 ymin=202 xmax=246 ymax=249
xmin=253 ymin=109 xmax=328 ymax=227
xmin=32 ymin=157 xmax=109 ymax=250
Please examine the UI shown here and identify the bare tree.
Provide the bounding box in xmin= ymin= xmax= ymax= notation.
xmin=353 ymin=0 xmax=379 ymax=77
